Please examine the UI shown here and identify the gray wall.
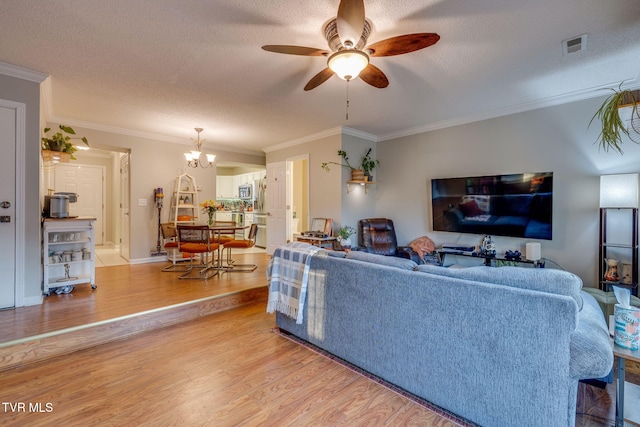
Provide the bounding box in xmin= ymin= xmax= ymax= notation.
xmin=375 ymin=95 xmax=640 ymax=286
xmin=0 ymin=73 xmax=43 ymax=303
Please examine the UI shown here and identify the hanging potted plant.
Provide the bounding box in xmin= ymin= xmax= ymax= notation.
xmin=589 ymin=87 xmax=640 ymax=154
xmin=360 ymin=148 xmax=380 ymax=181
xmin=41 ymin=125 xmax=89 ymax=162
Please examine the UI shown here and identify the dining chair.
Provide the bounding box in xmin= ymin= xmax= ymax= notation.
xmin=210 ymin=221 xmax=236 ymax=244
xmin=177 ymin=225 xmax=219 ymax=279
xmin=221 ymin=223 xmax=258 ymax=272
xmin=160 ymin=223 xmax=190 ymax=272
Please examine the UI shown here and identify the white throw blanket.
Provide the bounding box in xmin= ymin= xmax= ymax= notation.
xmin=266 ymin=242 xmax=321 ymax=324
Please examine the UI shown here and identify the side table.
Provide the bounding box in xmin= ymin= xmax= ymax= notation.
xmin=612 ymin=340 xmax=640 ymax=427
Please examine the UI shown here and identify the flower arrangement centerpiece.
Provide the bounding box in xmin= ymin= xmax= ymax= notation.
xmin=337 ymin=225 xmax=356 ymax=249
xmin=200 ymin=199 xmax=217 ymax=226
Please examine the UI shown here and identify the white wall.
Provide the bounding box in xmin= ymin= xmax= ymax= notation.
xmin=375 ymin=95 xmax=640 ymax=286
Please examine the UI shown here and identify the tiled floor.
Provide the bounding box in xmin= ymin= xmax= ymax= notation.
xmin=93 ymin=245 xmax=266 ymax=267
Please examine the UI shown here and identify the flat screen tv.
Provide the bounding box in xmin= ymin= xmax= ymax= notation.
xmin=431 ymin=172 xmax=553 ymax=240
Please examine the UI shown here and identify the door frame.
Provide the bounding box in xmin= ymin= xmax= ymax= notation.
xmin=286 ymin=154 xmax=309 ymax=242
xmin=0 ymin=99 xmax=25 ymax=307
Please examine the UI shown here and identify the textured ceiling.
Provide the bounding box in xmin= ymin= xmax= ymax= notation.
xmin=1 ymin=0 xmax=639 ymax=155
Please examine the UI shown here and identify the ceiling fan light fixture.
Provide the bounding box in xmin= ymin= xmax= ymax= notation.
xmin=328 ymin=49 xmax=369 ymax=81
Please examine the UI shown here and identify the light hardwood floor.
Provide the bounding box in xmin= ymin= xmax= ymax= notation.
xmin=0 ymin=254 xmax=637 ymax=426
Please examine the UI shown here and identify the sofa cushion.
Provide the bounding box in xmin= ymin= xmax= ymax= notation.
xmin=346 ymin=250 xmax=417 ymax=270
xmin=415 ymin=264 xmax=584 ymax=310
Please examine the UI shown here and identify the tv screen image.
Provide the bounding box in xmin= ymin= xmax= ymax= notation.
xmin=431 ymin=172 xmax=553 ymax=240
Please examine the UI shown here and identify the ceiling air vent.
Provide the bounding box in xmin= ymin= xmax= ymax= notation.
xmin=562 ymin=34 xmax=587 ymax=55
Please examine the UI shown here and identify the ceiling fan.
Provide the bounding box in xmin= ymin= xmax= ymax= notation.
xmin=262 ymin=0 xmax=440 ymax=91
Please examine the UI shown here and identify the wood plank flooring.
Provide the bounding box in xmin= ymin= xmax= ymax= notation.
xmin=0 ymin=253 xmax=638 ymax=426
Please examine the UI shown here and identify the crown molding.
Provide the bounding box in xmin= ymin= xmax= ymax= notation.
xmin=0 ymin=61 xmax=47 ymax=83
xmin=378 ymin=78 xmax=640 ymax=142
xmin=263 ymin=126 xmax=377 ymax=153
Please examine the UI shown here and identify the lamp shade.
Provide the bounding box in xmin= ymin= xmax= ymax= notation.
xmin=599 ymin=173 xmax=639 ymax=208
xmin=525 ymin=242 xmax=541 ymax=261
xmin=328 ymin=50 xmax=369 ymax=81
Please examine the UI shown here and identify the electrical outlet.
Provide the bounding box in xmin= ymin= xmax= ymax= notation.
xmin=138 ymin=198 xmax=148 ymax=207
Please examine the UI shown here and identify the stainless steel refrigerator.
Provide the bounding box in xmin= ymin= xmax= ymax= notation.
xmin=253 ymin=178 xmax=267 ymax=248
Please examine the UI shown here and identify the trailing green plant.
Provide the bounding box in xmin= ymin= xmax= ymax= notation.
xmin=360 ymin=148 xmax=380 ymax=174
xmin=321 ymin=149 xmax=357 ymax=171
xmin=589 ymin=86 xmax=640 ymax=154
xmin=41 ymin=125 xmax=89 ymax=159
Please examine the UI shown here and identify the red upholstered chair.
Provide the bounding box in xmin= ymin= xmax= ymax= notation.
xmin=221 ymin=223 xmax=258 ymax=272
xmin=160 ymin=223 xmax=189 ymax=272
xmin=177 ymin=225 xmax=219 ymax=279
xmin=210 ymin=221 xmax=236 ymax=244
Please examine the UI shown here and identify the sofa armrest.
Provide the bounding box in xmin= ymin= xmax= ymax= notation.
xmin=570 ymin=291 xmax=614 ymax=379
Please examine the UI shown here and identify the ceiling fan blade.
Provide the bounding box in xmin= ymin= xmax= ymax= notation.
xmin=304 ymin=68 xmax=335 ymax=91
xmin=336 ymin=0 xmax=365 ymax=48
xmin=367 ymin=33 xmax=440 ymax=57
xmin=261 ymin=45 xmax=328 ymax=56
xmin=359 ymin=64 xmax=389 ymax=89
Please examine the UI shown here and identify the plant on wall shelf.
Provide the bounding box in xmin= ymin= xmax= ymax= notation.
xmin=41 ymin=125 xmax=89 ymax=160
xmin=360 ymin=148 xmax=380 ymax=178
xmin=589 ymin=86 xmax=640 ymax=154
xmin=321 ymin=149 xmax=357 ymax=171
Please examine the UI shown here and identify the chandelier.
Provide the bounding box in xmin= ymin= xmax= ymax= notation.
xmin=185 ymin=128 xmax=215 ymax=169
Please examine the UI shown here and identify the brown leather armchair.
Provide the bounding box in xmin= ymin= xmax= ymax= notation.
xmin=356 ymin=218 xmax=420 ymax=262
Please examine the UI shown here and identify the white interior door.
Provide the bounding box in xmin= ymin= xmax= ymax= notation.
xmin=54 ymin=164 xmax=104 ymax=245
xmin=0 ymin=104 xmax=17 ymax=309
xmin=266 ymin=161 xmax=287 ymax=254
xmin=119 ymin=153 xmax=130 ymax=260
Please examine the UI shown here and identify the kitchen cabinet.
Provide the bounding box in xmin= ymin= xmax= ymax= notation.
xmin=216 ymin=211 xmax=233 ymax=222
xmin=216 ymin=176 xmax=234 ymax=198
xmin=42 ymin=217 xmax=96 ymax=296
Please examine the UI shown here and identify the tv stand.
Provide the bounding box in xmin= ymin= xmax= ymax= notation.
xmin=434 ymin=250 xmax=543 ymax=268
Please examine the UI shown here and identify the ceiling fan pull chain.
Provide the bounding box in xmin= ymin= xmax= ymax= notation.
xmin=345 ymin=79 xmax=350 ymax=120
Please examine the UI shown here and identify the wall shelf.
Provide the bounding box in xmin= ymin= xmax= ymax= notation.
xmin=347 ymin=180 xmax=376 ymax=194
xmin=599 ymin=207 xmax=638 ymax=296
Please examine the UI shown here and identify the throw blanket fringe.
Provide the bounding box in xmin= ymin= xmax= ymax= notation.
xmin=266 ymin=241 xmax=321 ymax=324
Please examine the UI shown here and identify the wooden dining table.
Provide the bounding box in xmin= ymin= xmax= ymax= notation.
xmin=171 ymin=223 xmax=248 ymax=272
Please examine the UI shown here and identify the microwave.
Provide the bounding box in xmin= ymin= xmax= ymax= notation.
xmin=238 ymin=184 xmax=253 ymax=200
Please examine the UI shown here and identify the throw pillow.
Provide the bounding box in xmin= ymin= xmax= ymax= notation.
xmin=408 ymin=235 xmax=436 ymax=261
xmin=459 ymin=200 xmax=484 ymax=217
xmin=346 ymin=250 xmax=417 ymax=270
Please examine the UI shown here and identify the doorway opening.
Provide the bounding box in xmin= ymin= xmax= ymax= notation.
xmin=288 ymin=155 xmax=309 ymax=242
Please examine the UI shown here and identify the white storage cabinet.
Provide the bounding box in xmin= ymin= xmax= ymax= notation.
xmin=43 ymin=218 xmax=96 ymax=296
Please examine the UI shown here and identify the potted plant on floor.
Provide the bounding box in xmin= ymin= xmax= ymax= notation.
xmin=41 ymin=125 xmax=90 ymax=162
xmin=590 ymin=87 xmax=640 ymax=154
xmin=336 ymin=225 xmax=356 ymax=250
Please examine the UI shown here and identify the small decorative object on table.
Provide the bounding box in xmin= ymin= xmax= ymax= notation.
xmin=337 ymin=225 xmax=356 ymax=250
xmin=504 ymin=250 xmax=522 ymax=261
xmin=200 ymin=199 xmax=217 ymax=226
xmin=480 ymin=235 xmax=496 ymax=256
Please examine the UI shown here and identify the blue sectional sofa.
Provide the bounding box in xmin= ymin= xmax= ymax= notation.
xmin=274 ymin=248 xmax=612 ymax=427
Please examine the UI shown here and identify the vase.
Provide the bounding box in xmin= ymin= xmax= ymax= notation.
xmin=208 ymin=212 xmax=214 ymax=227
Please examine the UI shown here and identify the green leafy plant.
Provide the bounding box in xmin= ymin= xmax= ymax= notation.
xmin=360 ymin=148 xmax=380 ymax=174
xmin=321 ymin=149 xmax=357 ymax=171
xmin=337 ymin=225 xmax=356 ymax=240
xmin=589 ymin=87 xmax=640 ymax=154
xmin=41 ymin=125 xmax=89 ymax=159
